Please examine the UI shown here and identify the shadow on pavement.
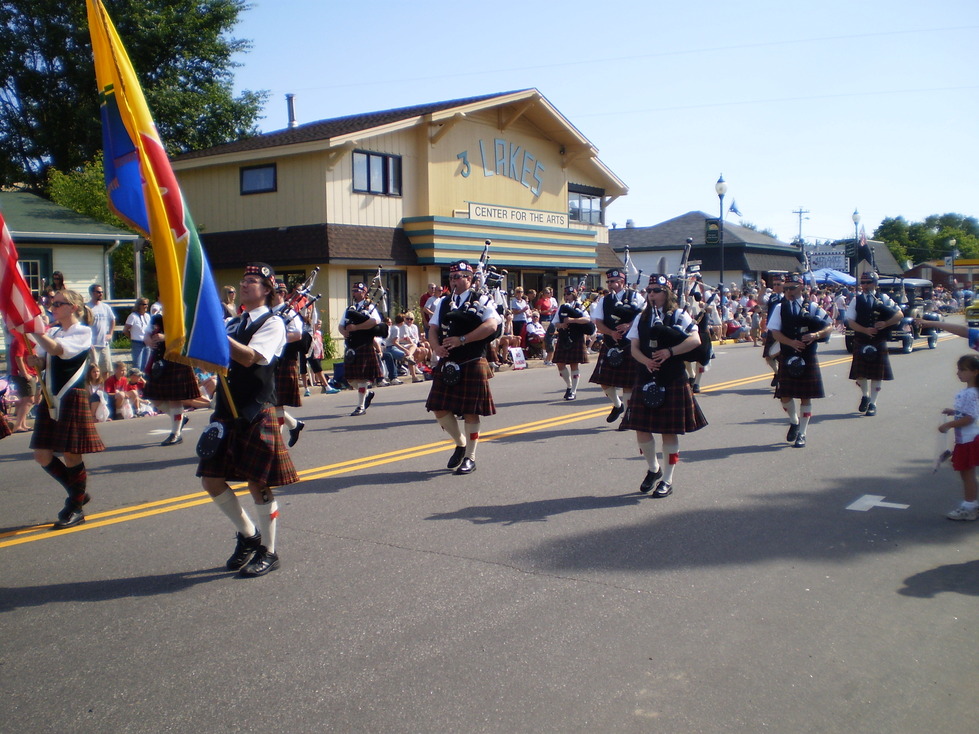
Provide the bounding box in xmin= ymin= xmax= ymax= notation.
xmin=0 ymin=568 xmax=229 ymax=611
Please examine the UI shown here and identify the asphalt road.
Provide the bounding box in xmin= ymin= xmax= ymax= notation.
xmin=1 ymin=329 xmax=976 ymax=733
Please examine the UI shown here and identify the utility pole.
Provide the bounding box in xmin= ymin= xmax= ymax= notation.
xmin=792 ymin=206 xmax=810 ymax=244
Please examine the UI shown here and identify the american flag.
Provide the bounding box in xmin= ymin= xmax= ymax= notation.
xmin=0 ymin=212 xmax=45 ymax=335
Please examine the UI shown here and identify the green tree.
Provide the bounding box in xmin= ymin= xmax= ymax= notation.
xmin=47 ymin=159 xmax=157 ymax=299
xmin=874 ymin=214 xmax=979 ymax=264
xmin=0 ymin=0 xmax=267 ymax=189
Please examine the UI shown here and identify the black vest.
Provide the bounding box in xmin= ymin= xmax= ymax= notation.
xmin=438 ymin=292 xmax=490 ymax=362
xmin=636 ymin=309 xmax=688 ymax=385
xmin=853 ymin=292 xmax=897 ymax=329
xmin=49 ymin=351 xmax=89 ymax=393
xmin=216 ymin=311 xmax=277 ymax=422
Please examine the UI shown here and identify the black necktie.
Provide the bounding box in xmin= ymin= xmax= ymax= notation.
xmin=236 ymin=312 xmax=250 ymax=338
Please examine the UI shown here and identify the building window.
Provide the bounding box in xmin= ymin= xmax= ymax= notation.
xmin=240 ymin=164 xmax=276 ymax=195
xmin=19 ymin=259 xmax=42 ymax=297
xmin=353 ymin=151 xmax=402 ymax=196
xmin=568 ymin=184 xmax=604 ymax=225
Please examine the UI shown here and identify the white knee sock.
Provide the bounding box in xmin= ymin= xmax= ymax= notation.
xmin=560 ymin=365 xmax=572 ymax=388
xmin=212 ymin=489 xmax=256 ymax=537
xmin=437 ymin=412 xmax=465 ymax=446
xmin=603 ymin=385 xmax=621 ymax=407
xmin=464 ymin=420 xmax=481 ymax=460
xmin=255 ymin=499 xmax=279 ymax=553
xmin=661 ymin=436 xmax=680 ymax=484
xmin=637 ymin=436 xmax=660 ymax=472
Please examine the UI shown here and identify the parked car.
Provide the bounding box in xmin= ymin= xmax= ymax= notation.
xmin=844 ymin=278 xmax=942 ymax=354
xmin=966 ymin=302 xmax=979 ymax=328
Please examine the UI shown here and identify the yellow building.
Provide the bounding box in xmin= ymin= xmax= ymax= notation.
xmin=172 ymin=89 xmax=627 ymax=333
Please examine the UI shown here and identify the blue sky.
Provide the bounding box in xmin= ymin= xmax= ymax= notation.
xmin=229 ymin=0 xmax=978 ymax=246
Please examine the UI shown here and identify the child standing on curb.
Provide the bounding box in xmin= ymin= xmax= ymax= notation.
xmin=938 ymin=354 xmax=979 ymax=521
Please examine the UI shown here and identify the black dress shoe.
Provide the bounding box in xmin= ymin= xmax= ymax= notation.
xmin=692 ymin=384 xmax=700 ymax=394
xmin=447 ymin=445 xmax=466 ymax=470
xmin=651 ymin=481 xmax=673 ymax=498
xmin=240 ymin=547 xmax=280 ymax=577
xmin=562 ymin=388 xmax=572 ymax=400
xmin=226 ymin=531 xmax=262 ymax=571
xmin=793 ymin=434 xmax=807 ymax=448
xmin=864 ymin=403 xmax=876 ymax=417
xmin=52 ymin=502 xmax=85 ymax=530
xmin=786 ymin=423 xmax=800 ymax=443
xmin=350 ymin=406 xmax=366 ymax=416
xmin=288 ymin=420 xmax=305 ymax=447
xmin=858 ymin=396 xmax=870 ymax=413
xmin=566 ymin=391 xmax=576 ymax=401
xmin=364 ymin=390 xmax=376 ymax=409
xmin=606 ymin=404 xmax=625 ymax=423
xmin=161 ymin=433 xmax=182 ymax=446
xmin=455 ymin=457 xmax=476 ymax=475
xmin=639 ymin=468 xmax=663 ymax=493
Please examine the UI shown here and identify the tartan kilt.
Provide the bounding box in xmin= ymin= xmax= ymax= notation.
xmin=762 ymin=331 xmax=778 ymax=359
xmin=553 ymin=332 xmax=589 ymax=364
xmin=275 ymin=358 xmax=302 ymax=407
xmin=775 ymin=351 xmax=825 ymax=400
xmin=343 ymin=342 xmax=384 ymax=382
xmin=30 ymin=388 xmax=105 ymax=455
xmin=620 ymin=377 xmax=707 ymax=435
xmin=196 ymin=407 xmax=299 ymax=487
xmin=143 ymin=358 xmax=200 ymax=402
xmin=848 ymin=336 xmax=893 ymax=381
xmin=589 ymin=341 xmax=638 ymax=388
xmin=425 ymin=357 xmax=496 ymax=416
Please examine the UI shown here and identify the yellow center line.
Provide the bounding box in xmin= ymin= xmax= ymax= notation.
xmin=0 ymin=334 xmax=956 ymax=549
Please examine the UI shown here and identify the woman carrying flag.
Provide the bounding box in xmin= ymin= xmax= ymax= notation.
xmin=28 ymin=289 xmax=105 ymax=529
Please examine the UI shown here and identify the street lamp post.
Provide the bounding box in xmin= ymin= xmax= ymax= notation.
xmin=950 ymin=237 xmax=957 ymax=292
xmin=851 ymin=209 xmax=861 ymax=275
xmin=716 ymin=175 xmax=728 ymax=288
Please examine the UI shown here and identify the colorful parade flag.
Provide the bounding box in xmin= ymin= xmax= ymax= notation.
xmin=87 ymin=0 xmax=229 ymax=373
xmin=0 ymin=212 xmax=46 ymax=335
xmin=728 ymin=200 xmax=743 ymax=217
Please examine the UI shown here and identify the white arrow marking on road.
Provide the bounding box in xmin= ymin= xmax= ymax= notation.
xmin=846 ymin=494 xmax=910 ymax=512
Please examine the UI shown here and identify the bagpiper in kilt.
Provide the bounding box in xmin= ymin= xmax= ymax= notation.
xmin=198 ymin=262 xmax=298 ymax=577
xmin=426 ymin=259 xmax=500 ymax=475
xmin=553 ymin=285 xmax=592 ymax=400
xmin=28 ymin=291 xmax=105 ymax=530
xmin=272 ymin=285 xmax=306 ymax=447
xmin=620 ymin=275 xmax=707 ymax=498
xmin=768 ymin=272 xmax=833 ymax=448
xmin=338 ymin=283 xmax=384 ymax=416
xmin=762 ymin=274 xmax=785 ymax=385
xmin=143 ymin=312 xmax=200 ymax=446
xmin=845 ymin=271 xmax=903 ymax=416
xmin=589 ymin=269 xmax=644 ymax=424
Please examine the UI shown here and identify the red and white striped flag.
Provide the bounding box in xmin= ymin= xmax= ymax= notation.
xmin=0 ymin=212 xmax=45 ymax=334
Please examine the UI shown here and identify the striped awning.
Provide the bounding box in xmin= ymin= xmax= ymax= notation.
xmin=402 ymin=215 xmax=597 ymax=269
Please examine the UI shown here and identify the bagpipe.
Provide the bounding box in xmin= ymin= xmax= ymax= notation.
xmin=604 ymin=270 xmax=645 ymax=367
xmin=277 ymin=267 xmax=322 ymax=324
xmin=344 ymin=266 xmax=390 ymax=355
xmin=440 ymin=240 xmax=507 ymax=344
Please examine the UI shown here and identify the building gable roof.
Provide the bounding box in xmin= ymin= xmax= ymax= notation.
xmin=172 ymin=89 xmax=627 ymax=196
xmin=0 ymin=191 xmax=138 ymax=243
xmin=609 ymin=211 xmax=795 ymax=251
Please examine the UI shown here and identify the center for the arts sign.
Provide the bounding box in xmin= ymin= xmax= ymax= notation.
xmin=468 ymin=203 xmax=568 ymax=228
